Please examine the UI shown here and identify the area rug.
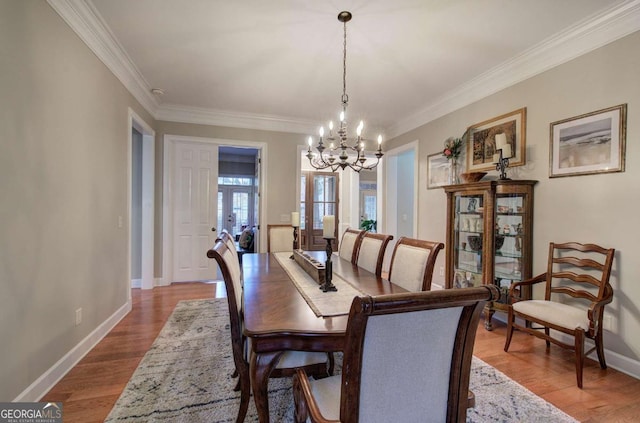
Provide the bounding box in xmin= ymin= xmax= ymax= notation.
xmin=105 ymin=299 xmax=578 ymax=422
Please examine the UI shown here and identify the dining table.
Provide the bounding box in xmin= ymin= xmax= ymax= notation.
xmin=241 ymin=250 xmax=407 ymax=423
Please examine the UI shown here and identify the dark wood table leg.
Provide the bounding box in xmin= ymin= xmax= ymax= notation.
xmin=250 ymin=350 xmax=284 ymax=423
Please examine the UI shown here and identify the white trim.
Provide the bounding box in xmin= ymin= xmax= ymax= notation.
xmin=128 ymin=109 xmax=155 ymax=291
xmin=131 ymin=278 xmax=142 ymax=289
xmin=49 ymin=0 xmax=640 ymax=136
xmin=13 ymin=300 xmax=132 ymax=402
xmin=156 ymin=104 xmax=316 ymax=135
xmin=162 ymin=135 xmax=267 ymax=282
xmin=388 ymin=1 xmax=640 ymax=137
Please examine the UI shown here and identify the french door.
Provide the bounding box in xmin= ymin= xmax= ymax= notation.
xmin=300 ymin=171 xmax=339 ymax=251
xmin=217 ymin=186 xmax=253 ymax=237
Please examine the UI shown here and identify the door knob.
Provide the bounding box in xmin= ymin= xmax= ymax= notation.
xmin=211 ymin=227 xmax=217 ymax=232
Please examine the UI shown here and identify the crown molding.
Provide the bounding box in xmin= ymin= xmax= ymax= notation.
xmin=387 ymin=0 xmax=640 ymax=138
xmin=48 ymin=0 xmax=640 ymax=137
xmin=47 ymin=0 xmax=159 ymax=116
xmin=155 ymin=104 xmax=316 ymax=135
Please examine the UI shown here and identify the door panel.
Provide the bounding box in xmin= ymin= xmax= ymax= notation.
xmin=172 ymin=142 xmax=218 ymax=282
xmin=301 ymin=172 xmax=339 ymax=251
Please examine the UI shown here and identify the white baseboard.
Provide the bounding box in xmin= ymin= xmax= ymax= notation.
xmin=131 ymin=278 xmax=142 ymax=288
xmin=13 ymin=299 xmax=132 ymax=402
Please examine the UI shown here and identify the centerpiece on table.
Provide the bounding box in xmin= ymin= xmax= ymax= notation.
xmin=443 ymin=137 xmax=463 ymax=184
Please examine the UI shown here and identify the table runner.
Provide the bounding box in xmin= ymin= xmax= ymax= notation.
xmin=273 ymin=252 xmax=365 ymax=317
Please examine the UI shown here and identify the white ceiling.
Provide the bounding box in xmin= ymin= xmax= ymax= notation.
xmin=50 ymin=0 xmax=640 ymax=138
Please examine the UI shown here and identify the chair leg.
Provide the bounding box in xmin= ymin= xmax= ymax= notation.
xmin=574 ymin=329 xmax=585 ymax=389
xmin=545 ymin=327 xmax=551 ymax=349
xmin=235 ymin=362 xmax=251 ymax=423
xmin=504 ymin=307 xmax=514 ymax=352
xmin=595 ymin=327 xmax=607 ymax=369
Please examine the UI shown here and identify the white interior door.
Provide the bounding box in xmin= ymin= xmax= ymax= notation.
xmin=172 ymin=141 xmax=219 ymax=282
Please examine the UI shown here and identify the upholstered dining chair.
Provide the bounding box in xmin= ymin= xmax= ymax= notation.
xmin=504 ymin=241 xmax=616 ymax=388
xmin=387 ymin=237 xmax=444 ymax=292
xmin=207 ymin=240 xmax=331 ymax=422
xmin=355 ymin=232 xmax=393 ymax=277
xmin=293 ymin=286 xmax=499 ymax=423
xmin=338 ymin=228 xmax=365 ymax=264
xmin=267 ymin=224 xmax=294 ymax=252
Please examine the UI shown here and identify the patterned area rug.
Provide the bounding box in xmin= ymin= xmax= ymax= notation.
xmin=105 ymin=299 xmax=577 ymax=422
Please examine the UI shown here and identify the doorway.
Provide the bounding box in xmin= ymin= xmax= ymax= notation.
xmin=129 ymin=109 xmax=154 ymax=291
xmin=162 ymin=136 xmax=265 ymax=284
xmin=217 ymin=146 xmax=259 ymax=239
xmin=300 ymin=171 xmax=339 ymax=251
xmin=382 ymin=141 xmax=418 ymax=239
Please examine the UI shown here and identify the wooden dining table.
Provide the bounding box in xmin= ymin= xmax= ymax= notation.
xmin=242 ymin=251 xmax=406 ymax=423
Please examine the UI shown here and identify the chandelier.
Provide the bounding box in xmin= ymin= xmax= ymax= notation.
xmin=306 ymin=11 xmax=383 ymax=173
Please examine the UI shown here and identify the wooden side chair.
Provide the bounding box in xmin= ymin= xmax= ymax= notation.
xmin=387 ymin=237 xmax=444 ymax=292
xmin=356 ymin=232 xmax=393 ymax=277
xmin=338 ymin=228 xmax=365 ymax=264
xmin=504 ymin=241 xmax=615 ymax=388
xmin=207 ymin=240 xmax=331 ymax=422
xmin=267 ymin=224 xmax=294 ymax=252
xmin=293 ymin=286 xmax=499 ymax=423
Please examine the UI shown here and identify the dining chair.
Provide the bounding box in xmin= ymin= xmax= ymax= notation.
xmin=267 ymin=223 xmax=294 ymax=252
xmin=387 ymin=237 xmax=444 ymax=292
xmin=207 ymin=240 xmax=331 ymax=423
xmin=504 ymin=241 xmax=615 ymax=388
xmin=338 ymin=228 xmax=365 ymax=264
xmin=356 ymin=232 xmax=393 ymax=277
xmin=293 ymin=286 xmax=499 ymax=423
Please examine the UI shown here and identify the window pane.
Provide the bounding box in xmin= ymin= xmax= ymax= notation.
xmin=232 ymin=192 xmax=249 ymax=234
xmin=217 ymin=191 xmax=224 ymax=234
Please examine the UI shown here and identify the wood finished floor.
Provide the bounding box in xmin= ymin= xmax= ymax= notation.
xmin=43 ymin=282 xmax=640 ymax=422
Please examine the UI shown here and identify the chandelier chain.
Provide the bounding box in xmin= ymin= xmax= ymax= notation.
xmin=342 ymin=18 xmax=348 ymax=106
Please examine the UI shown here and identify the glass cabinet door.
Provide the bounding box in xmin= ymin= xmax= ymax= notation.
xmin=493 ymin=193 xmax=526 ymax=304
xmin=453 ymin=193 xmax=485 ymax=288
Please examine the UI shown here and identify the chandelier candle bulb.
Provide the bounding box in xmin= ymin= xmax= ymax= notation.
xmin=323 ymin=215 xmax=335 ymax=238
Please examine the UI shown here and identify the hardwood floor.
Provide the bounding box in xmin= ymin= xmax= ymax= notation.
xmin=43 ymin=282 xmax=640 ymax=422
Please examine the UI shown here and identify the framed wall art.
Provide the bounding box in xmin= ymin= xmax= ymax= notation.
xmin=466 ymin=108 xmax=526 ymax=172
xmin=427 ymin=152 xmax=450 ymax=189
xmin=549 ymin=104 xmax=626 ymax=178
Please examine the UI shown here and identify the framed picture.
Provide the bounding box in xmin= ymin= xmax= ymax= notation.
xmin=427 ymin=152 xmax=450 ymax=189
xmin=466 ymin=108 xmax=526 ymax=172
xmin=549 ymin=104 xmax=627 ymax=178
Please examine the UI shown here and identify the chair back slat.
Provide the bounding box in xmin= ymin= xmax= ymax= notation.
xmin=553 ymin=256 xmax=606 ymax=271
xmin=339 ymin=286 xmax=499 ymax=423
xmin=206 ymin=240 xmax=245 ymax=371
xmin=339 ymin=228 xmax=365 ymax=264
xmin=356 ymin=232 xmax=393 ymax=277
xmin=387 ymin=237 xmax=444 ymax=291
xmin=267 ymin=224 xmax=293 ymax=252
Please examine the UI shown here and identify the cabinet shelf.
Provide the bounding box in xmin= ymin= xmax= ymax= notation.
xmin=444 ymin=180 xmax=537 ymax=331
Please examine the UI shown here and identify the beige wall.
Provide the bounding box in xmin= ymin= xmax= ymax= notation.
xmin=386 ymin=31 xmax=640 ymax=362
xmin=0 ymin=1 xmax=153 ymax=400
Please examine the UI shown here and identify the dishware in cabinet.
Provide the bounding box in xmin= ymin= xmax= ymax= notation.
xmin=443 ymin=180 xmax=537 ymax=330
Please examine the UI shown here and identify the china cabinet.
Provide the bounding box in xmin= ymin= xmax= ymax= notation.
xmin=443 ymin=180 xmax=537 ymax=330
